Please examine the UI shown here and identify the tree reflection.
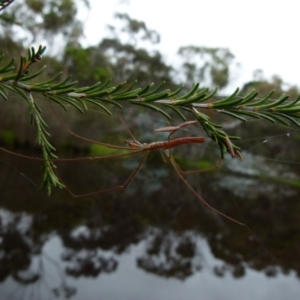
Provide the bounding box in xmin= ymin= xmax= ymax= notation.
xmin=0 ymin=210 xmax=76 ymax=299
xmin=0 ymin=213 xmax=36 ymax=283
xmin=64 ymin=249 xmax=117 ymax=278
xmin=137 ymin=229 xmax=202 ymax=279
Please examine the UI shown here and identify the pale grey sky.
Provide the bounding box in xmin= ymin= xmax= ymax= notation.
xmin=79 ymin=0 xmax=300 ymax=88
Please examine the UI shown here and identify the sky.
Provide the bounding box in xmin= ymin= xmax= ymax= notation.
xmin=78 ymin=0 xmax=300 ymax=89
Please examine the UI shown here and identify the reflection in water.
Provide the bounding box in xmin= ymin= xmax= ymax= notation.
xmin=2 ymin=226 xmax=300 ymax=300
xmin=62 ymin=226 xmax=118 ymax=278
xmin=0 ymin=211 xmax=76 ymax=299
xmin=137 ymin=229 xmax=203 ymax=279
xmin=1 ymin=122 xmax=300 ymax=299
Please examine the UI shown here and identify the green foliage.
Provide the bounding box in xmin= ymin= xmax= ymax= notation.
xmin=0 ymin=46 xmax=66 ymax=194
xmin=114 ymin=13 xmax=160 ymax=44
xmin=64 ymin=45 xmax=111 ymax=83
xmin=178 ymin=46 xmax=236 ymax=89
xmin=1 ymin=45 xmax=300 ymax=195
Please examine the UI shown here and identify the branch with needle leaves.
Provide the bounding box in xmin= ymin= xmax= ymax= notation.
xmin=1 ymin=45 xmax=300 ymax=195
xmin=0 ymin=0 xmax=14 ymax=12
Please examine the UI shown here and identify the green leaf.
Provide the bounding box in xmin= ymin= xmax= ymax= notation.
xmin=175 ymin=88 xmax=208 ymax=105
xmin=254 ymin=112 xmax=276 ymax=123
xmin=238 ymin=90 xmax=258 ymax=105
xmin=196 ymin=87 xmax=218 ymax=103
xmin=246 ymin=90 xmax=274 ymax=106
xmin=20 ymin=65 xmax=47 ymax=81
xmin=141 ymin=81 xmax=166 ymax=97
xmin=161 ymin=103 xmax=186 ymax=121
xmin=177 ymin=83 xmax=200 ymax=99
xmin=258 ymin=93 xmax=289 ymax=109
xmin=263 ymin=112 xmax=290 ymax=126
xmin=93 ymin=97 xmax=122 ymax=109
xmin=0 ymin=57 xmax=15 ymax=74
xmin=56 ymin=95 xmax=84 ymax=113
xmin=131 ymin=102 xmax=171 ymax=120
xmin=277 ymin=95 xmax=300 ymax=108
xmin=168 ymin=85 xmax=184 ymax=97
xmin=212 ymin=88 xmax=239 ymax=106
xmin=48 ymin=95 xmax=69 ymax=111
xmin=0 ymin=85 xmax=8 ymax=100
xmin=217 ymin=110 xmax=247 ymax=122
xmin=273 ymin=113 xmax=300 ymax=127
xmin=142 ymin=90 xmax=170 ymax=102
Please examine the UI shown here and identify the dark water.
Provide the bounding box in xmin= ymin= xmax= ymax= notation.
xmin=1 ymin=115 xmax=300 ymax=300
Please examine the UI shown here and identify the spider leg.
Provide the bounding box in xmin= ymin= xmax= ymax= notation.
xmin=178 ymin=158 xmax=222 ymax=175
xmin=56 ymin=153 xmax=148 ymax=198
xmin=168 ymin=154 xmax=244 ymax=226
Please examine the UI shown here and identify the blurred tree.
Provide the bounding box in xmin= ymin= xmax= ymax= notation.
xmin=63 ymin=12 xmax=175 ymax=87
xmin=178 ymin=46 xmax=238 ymax=89
xmin=241 ymin=71 xmax=300 ymax=98
xmin=98 ymin=38 xmax=173 ymax=85
xmin=0 ymin=0 xmax=88 ymax=51
xmin=113 ymin=12 xmax=160 ymax=45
